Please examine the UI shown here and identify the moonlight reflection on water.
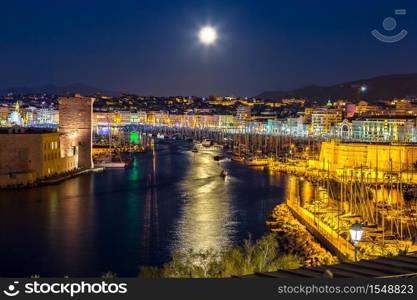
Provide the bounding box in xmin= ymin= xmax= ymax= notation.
xmin=0 ymin=141 xmax=287 ymax=276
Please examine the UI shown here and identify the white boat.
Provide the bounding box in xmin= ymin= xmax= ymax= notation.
xmin=95 ymin=161 xmax=126 ymax=168
xmin=245 ymin=158 xmax=268 ymax=166
xmin=202 ymin=139 xmax=213 ymax=147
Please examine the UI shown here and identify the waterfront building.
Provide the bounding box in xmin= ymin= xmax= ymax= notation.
xmin=316 ymin=140 xmax=417 ymax=174
xmin=266 ymin=117 xmax=308 ymax=136
xmin=36 ymin=108 xmax=55 ymax=125
xmin=236 ymin=105 xmax=251 ymax=128
xmin=351 ymin=117 xmax=416 ymax=142
xmin=0 ymin=106 xmax=10 ymax=125
xmin=93 ymin=112 xmax=115 ymax=126
xmin=247 ymin=120 xmax=266 ymax=132
xmin=0 ymin=126 xmax=78 ymax=188
xmin=335 ymin=119 xmax=353 ymax=139
xmin=24 ymin=107 xmax=37 ymax=125
xmin=131 ymin=111 xmax=147 ymax=124
xmin=218 ymin=115 xmax=236 ymax=128
xmin=58 ymin=94 xmax=94 ymax=169
xmin=286 ymin=116 xmax=308 ymax=136
xmin=266 ymin=119 xmax=284 ymax=134
xmin=117 ymin=111 xmax=133 ymax=125
xmin=196 ymin=115 xmax=219 ymax=128
xmin=167 ymin=114 xmax=184 ymax=127
xmin=311 ymin=108 xmax=343 ymax=135
xmin=151 ymin=112 xmax=170 ymax=126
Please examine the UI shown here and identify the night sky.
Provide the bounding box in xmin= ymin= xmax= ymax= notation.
xmin=1 ymin=0 xmax=417 ymax=96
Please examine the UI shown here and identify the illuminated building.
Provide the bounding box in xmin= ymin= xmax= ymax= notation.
xmin=351 ymin=117 xmax=416 ymax=142
xmin=24 ymin=107 xmax=37 ymax=125
xmin=304 ymin=107 xmax=314 ymax=116
xmin=335 ymin=119 xmax=352 ymax=139
xmin=0 ymin=107 xmax=9 ymax=125
xmin=266 ymin=117 xmax=308 ymax=136
xmin=218 ymin=115 xmax=236 ymax=128
xmin=346 ymin=104 xmax=356 ymax=118
xmin=118 ymin=111 xmax=132 ymax=125
xmin=266 ymin=119 xmax=284 ymax=133
xmin=93 ymin=112 xmax=115 ymax=126
xmin=195 ymin=115 xmax=219 ymax=128
xmin=311 ymin=108 xmax=343 ymax=135
xmin=354 ymin=101 xmax=381 ymax=115
xmin=131 ymin=111 xmax=147 ymax=124
xmin=58 ymin=94 xmax=94 ymax=169
xmin=317 ymin=141 xmax=417 ymax=173
xmin=0 ymin=127 xmax=78 ymax=188
xmin=36 ymin=108 xmax=55 ymax=124
xmin=236 ymin=105 xmax=251 ymax=128
xmin=286 ymin=117 xmax=308 ymax=136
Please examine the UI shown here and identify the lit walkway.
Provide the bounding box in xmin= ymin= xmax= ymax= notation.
xmin=287 ymin=201 xmax=355 ymax=259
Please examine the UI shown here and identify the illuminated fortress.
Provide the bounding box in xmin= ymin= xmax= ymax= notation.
xmin=58 ymin=94 xmax=94 ymax=169
xmin=0 ymin=94 xmax=93 ymax=188
xmin=318 ymin=141 xmax=417 ymax=173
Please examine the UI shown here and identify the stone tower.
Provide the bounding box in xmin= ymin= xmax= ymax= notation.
xmin=58 ymin=94 xmax=94 ymax=169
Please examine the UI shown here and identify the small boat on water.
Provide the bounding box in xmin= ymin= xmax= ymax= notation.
xmin=202 ymin=139 xmax=213 ymax=147
xmin=94 ymin=161 xmax=127 ymax=168
xmin=192 ymin=146 xmax=198 ymax=153
xmin=245 ymin=158 xmax=268 ymax=166
xmin=231 ymin=155 xmax=245 ymax=162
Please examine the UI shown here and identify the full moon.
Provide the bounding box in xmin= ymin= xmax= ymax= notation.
xmin=199 ymin=26 xmax=217 ymax=45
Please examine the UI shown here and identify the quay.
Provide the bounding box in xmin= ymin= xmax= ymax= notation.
xmin=287 ymin=201 xmax=355 ymax=259
xmin=0 ymin=168 xmax=103 ymax=190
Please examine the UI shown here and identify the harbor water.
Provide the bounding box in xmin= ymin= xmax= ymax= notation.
xmin=0 ymin=140 xmax=289 ymax=277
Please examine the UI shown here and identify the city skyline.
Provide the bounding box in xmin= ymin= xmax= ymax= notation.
xmin=4 ymin=0 xmax=417 ymax=284
xmin=1 ymin=1 xmax=417 ymax=96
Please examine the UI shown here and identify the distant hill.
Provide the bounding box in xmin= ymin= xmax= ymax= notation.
xmin=257 ymin=73 xmax=417 ymax=104
xmin=0 ymin=83 xmax=121 ymax=96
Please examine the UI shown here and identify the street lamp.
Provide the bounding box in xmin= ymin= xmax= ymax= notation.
xmin=350 ymin=221 xmax=363 ymax=262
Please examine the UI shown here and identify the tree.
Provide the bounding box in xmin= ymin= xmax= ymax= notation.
xmin=138 ymin=233 xmax=301 ymax=278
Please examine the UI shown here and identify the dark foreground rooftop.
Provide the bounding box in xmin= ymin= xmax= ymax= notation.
xmin=236 ymin=254 xmax=417 ymax=278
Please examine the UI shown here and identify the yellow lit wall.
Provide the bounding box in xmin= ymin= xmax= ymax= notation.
xmin=318 ymin=141 xmax=417 ymax=173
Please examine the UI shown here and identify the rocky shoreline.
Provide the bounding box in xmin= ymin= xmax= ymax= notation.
xmin=267 ymin=203 xmax=338 ymax=267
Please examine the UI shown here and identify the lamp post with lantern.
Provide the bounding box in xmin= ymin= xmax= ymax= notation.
xmin=350 ymin=222 xmax=363 ymax=262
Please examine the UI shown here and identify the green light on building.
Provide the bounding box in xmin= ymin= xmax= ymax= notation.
xmin=130 ymin=132 xmax=139 ymax=144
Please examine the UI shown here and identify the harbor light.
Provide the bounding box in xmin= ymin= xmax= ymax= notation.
xmin=361 ymin=86 xmax=367 ymax=92
xmin=350 ymin=222 xmax=363 ymax=262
